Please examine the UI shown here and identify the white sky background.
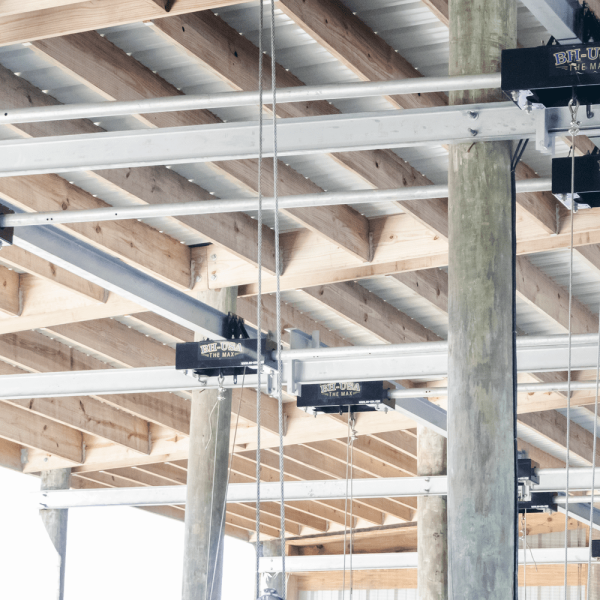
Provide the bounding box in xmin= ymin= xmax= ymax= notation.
xmin=0 ymin=466 xmax=255 ymax=600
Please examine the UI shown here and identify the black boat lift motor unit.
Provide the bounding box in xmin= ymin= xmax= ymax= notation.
xmin=175 ymin=336 xmax=277 ymax=378
xmin=501 ymin=43 xmax=600 ymax=109
xmin=552 ymin=154 xmax=600 ymax=209
xmin=297 ymin=380 xmax=395 ymax=415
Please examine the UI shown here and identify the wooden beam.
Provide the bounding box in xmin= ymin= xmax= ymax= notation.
xmin=518 ymin=410 xmax=600 ymax=465
xmin=0 ymin=329 xmax=191 ymax=434
xmin=24 ymin=406 xmax=414 ymax=474
xmin=229 ymin=469 xmax=350 ymax=529
xmin=0 ymin=401 xmax=83 ymax=463
xmin=0 ymin=175 xmax=191 ymax=290
xmin=233 ymin=452 xmax=387 ymax=526
xmin=29 ymin=31 xmax=366 ymax=263
xmin=275 ymin=444 xmax=413 ymax=521
xmin=204 ymin=214 xmax=448 ymax=293
xmin=0 ymin=277 xmax=140 ymax=336
xmin=151 ymin=11 xmax=447 ymax=242
xmin=203 ymin=202 xmax=600 ymax=293
xmin=0 ymin=0 xmax=253 ymax=46
xmin=294 ymin=565 xmax=586 ymax=591
xmin=276 ymin=0 xmax=558 ymax=235
xmin=0 ymin=63 xmax=275 ymax=273
xmin=0 ymin=265 xmax=20 ymax=316
xmin=232 ymin=387 xmax=280 ymax=436
xmin=302 ymin=281 xmax=440 ymax=344
xmin=0 ymin=354 xmax=151 ymax=454
xmin=391 ymin=268 xmax=448 ymax=314
xmin=0 ymin=244 xmax=105 ymax=303
xmin=276 ymin=0 xmax=445 ymax=110
xmin=349 ymin=436 xmax=417 ymax=476
xmin=516 ymin=255 xmax=599 ymax=334
xmin=48 ymin=318 xmax=175 ymax=368
xmin=237 ymin=295 xmax=350 ymax=348
xmin=0 ymin=437 xmax=24 ymax=471
xmin=0 ymin=0 xmax=83 ymax=18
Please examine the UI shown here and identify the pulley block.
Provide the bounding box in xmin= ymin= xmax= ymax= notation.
xmin=297 ymin=380 xmax=395 ymax=415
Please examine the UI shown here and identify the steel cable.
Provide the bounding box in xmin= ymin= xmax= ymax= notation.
xmin=564 ymin=97 xmax=580 ymax=598
xmin=266 ymin=1 xmax=286 ymax=597
xmin=255 ymin=0 xmax=265 ymax=595
xmin=586 ymin=300 xmax=600 ymax=598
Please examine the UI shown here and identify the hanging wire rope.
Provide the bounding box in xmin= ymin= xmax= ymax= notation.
xmin=522 ymin=512 xmax=527 ymax=599
xmin=255 ymin=0 xmax=265 ymax=595
xmin=564 ymin=96 xmax=580 ymax=599
xmin=342 ymin=413 xmax=357 ymax=600
xmin=586 ymin=301 xmax=600 ymax=598
xmin=349 ymin=417 xmax=356 ymax=600
xmin=511 ymin=138 xmax=528 ymax=599
xmin=210 ymin=368 xmax=248 ymax=600
xmin=265 ymin=0 xmax=286 ymax=596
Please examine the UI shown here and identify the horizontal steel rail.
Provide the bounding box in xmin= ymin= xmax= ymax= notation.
xmin=0 ymin=178 xmax=550 ymax=227
xmin=0 ymin=333 xmax=598 ymax=399
xmin=0 ymin=102 xmax=560 ymax=176
xmin=34 ymin=468 xmax=600 ymax=508
xmin=0 ymin=73 xmax=501 ymax=125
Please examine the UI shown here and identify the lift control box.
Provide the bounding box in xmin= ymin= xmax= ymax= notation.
xmin=501 ymin=44 xmax=600 ymax=108
xmin=0 ymin=204 xmax=13 ymax=248
xmin=552 ymin=154 xmax=600 ymax=208
xmin=297 ymin=380 xmax=395 ymax=415
xmin=175 ymin=337 xmax=277 ymax=378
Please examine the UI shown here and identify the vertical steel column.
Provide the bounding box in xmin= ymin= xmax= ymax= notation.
xmin=182 ymin=287 xmax=237 ymax=600
xmin=447 ymin=0 xmax=517 ymax=593
xmin=417 ymin=426 xmax=448 ymax=598
xmin=40 ymin=468 xmax=71 ymax=600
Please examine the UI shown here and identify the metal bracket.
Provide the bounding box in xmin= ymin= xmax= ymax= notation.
xmin=0 ymin=204 xmax=14 ymax=248
xmin=151 ymin=0 xmax=176 ymax=12
xmin=535 ymin=108 xmax=556 ymax=155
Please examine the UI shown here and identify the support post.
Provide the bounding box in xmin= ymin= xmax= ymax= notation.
xmin=417 ymin=426 xmax=448 ymax=598
xmin=40 ymin=468 xmax=71 ymax=600
xmin=182 ymin=287 xmax=237 ymax=600
xmin=261 ymin=539 xmax=284 ymax=598
xmin=447 ymin=0 xmax=517 ymax=593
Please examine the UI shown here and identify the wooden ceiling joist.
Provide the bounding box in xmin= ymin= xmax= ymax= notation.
xmin=28 ymin=30 xmax=370 ymax=263
xmin=0 ymin=63 xmax=276 ymax=273
xmin=0 ymin=0 xmax=253 ymax=47
xmin=150 ymin=10 xmax=449 ymax=240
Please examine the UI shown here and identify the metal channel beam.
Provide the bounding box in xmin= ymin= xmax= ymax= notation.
xmin=0 ymin=102 xmax=544 ymax=176
xmin=520 ymin=0 xmax=582 ymax=43
xmin=37 ymin=476 xmax=448 ymax=509
xmin=0 ymin=334 xmax=598 ymax=399
xmin=34 ymin=468 xmax=600 ymax=509
xmin=3 ymin=209 xmax=233 ymax=338
xmin=259 ymin=548 xmax=595 ymax=572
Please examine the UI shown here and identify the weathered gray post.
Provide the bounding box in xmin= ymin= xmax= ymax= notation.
xmin=417 ymin=426 xmax=448 ymax=598
xmin=261 ymin=539 xmax=284 ymax=597
xmin=182 ymin=287 xmax=237 ymax=600
xmin=40 ymin=468 xmax=71 ymax=600
xmin=447 ymin=0 xmax=517 ymax=593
